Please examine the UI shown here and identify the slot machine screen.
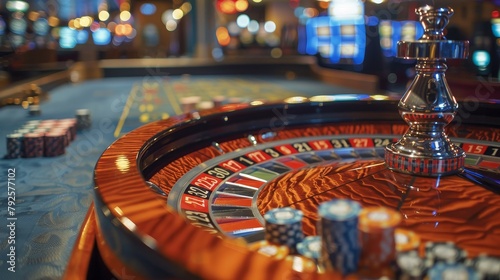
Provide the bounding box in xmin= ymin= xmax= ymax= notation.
xmin=305 ymin=16 xmax=333 ymax=57
xmin=379 ymin=20 xmax=394 ymax=55
xmin=401 ymin=21 xmax=417 ymax=41
xmin=307 ymin=0 xmax=365 ymax=65
xmin=340 ymin=43 xmax=357 ymax=56
xmin=341 ymin=25 xmax=356 ymax=37
xmin=379 ymin=21 xmax=392 ymax=37
xmin=317 ymin=25 xmax=331 ymax=37
xmin=379 ymin=21 xmax=422 ymax=57
xmin=318 ymin=45 xmax=332 ymax=57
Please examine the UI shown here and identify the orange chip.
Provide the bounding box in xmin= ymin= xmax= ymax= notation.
xmin=359 ymin=207 xmax=402 ymax=269
xmin=248 ymin=240 xmax=289 ymax=260
xmin=285 ymin=255 xmax=317 ymax=273
xmin=359 ymin=206 xmax=401 ymax=232
xmin=395 ymin=228 xmax=421 ymax=252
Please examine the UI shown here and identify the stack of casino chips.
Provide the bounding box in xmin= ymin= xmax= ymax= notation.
xmin=396 ymin=250 xmax=428 ymax=280
xmin=180 ymin=96 xmax=202 ymax=113
xmin=264 ymin=207 xmax=304 ymax=254
xmin=212 ymin=95 xmax=226 ymax=108
xmin=358 ymin=206 xmax=401 ymax=278
xmin=75 ymin=109 xmax=91 ymax=130
xmin=5 ymin=133 xmax=23 ymax=158
xmin=428 ymin=263 xmax=478 ymax=280
xmin=395 ymin=238 xmax=500 ymax=279
xmin=359 ymin=207 xmax=401 ymax=260
xmin=28 ymin=105 xmax=41 ymax=116
xmin=43 ymin=130 xmax=66 ymax=157
xmin=468 ymin=254 xmax=500 ymax=280
xmin=23 ymin=132 xmax=45 ymax=157
xmin=250 ymin=202 xmax=499 ymax=279
xmin=296 ymin=235 xmax=321 ymax=264
xmin=425 ymin=241 xmax=468 ymax=265
xmin=318 ymin=199 xmax=362 ymax=276
xmin=423 ymin=241 xmax=475 ymax=280
xmin=296 ymin=235 xmax=323 ymax=273
xmin=4 ymin=118 xmax=77 ymax=159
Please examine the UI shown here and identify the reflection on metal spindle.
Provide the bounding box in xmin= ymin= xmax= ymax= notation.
xmin=385 ymin=6 xmax=469 ymax=176
xmin=211 ymin=141 xmax=225 ymax=154
xmin=248 ymin=134 xmax=258 ymax=146
xmin=146 ymin=181 xmax=167 ymax=196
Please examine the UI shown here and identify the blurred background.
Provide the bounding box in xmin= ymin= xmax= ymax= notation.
xmin=0 ymin=0 xmax=498 ymax=92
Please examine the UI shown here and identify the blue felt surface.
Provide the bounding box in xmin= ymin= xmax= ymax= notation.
xmin=0 ymin=75 xmax=362 ymax=279
xmin=0 ymin=77 xmax=141 ymax=280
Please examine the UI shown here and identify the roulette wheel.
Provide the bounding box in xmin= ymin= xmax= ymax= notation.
xmin=85 ymin=96 xmax=500 ymax=280
xmin=68 ymin=5 xmax=500 ymax=280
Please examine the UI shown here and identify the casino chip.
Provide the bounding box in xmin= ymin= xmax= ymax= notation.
xmin=28 ymin=105 xmax=41 ymax=116
xmin=425 ymin=241 xmax=467 ymax=265
xmin=395 ymin=228 xmax=421 ymax=252
xmin=318 ymin=199 xmax=362 ymax=276
xmin=75 ymin=109 xmax=92 ymax=130
xmin=264 ymin=207 xmax=304 ymax=254
xmin=468 ymin=254 xmax=500 ymax=280
xmin=285 ymin=255 xmax=318 ymax=273
xmin=44 ymin=131 xmax=66 ymax=157
xmin=58 ymin=118 xmax=77 ymax=141
xmin=396 ymin=250 xmax=427 ymax=279
xmin=25 ymin=120 xmax=41 ymax=126
xmin=6 ymin=118 xmax=79 ymax=159
xmin=180 ymin=96 xmax=201 ymax=113
xmin=248 ymin=240 xmax=289 ymax=260
xmin=22 ymin=132 xmax=44 ymax=158
xmin=6 ymin=133 xmax=23 ymax=159
xmin=197 ymin=100 xmax=214 ymax=110
xmin=296 ymin=236 xmax=321 ymax=262
xmin=428 ymin=263 xmax=479 ymax=280
xmin=212 ymin=95 xmax=226 ymax=107
xmin=358 ymin=206 xmax=401 ymax=270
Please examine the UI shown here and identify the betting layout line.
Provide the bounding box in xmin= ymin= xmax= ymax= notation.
xmin=231 ymin=77 xmax=304 ymax=101
xmin=158 ymin=76 xmax=306 ymax=121
xmin=114 ymin=82 xmax=139 ymax=137
xmin=162 ymin=79 xmax=183 ymax=116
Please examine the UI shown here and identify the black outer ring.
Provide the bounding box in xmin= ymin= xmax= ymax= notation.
xmin=138 ymin=100 xmax=500 ymax=179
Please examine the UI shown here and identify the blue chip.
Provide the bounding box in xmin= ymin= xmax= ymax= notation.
xmin=264 ymin=207 xmax=304 ymax=254
xmin=6 ymin=133 xmax=23 ymax=159
xmin=264 ymin=207 xmax=303 ymax=225
xmin=425 ymin=241 xmax=467 ymax=264
xmin=318 ymin=199 xmax=361 ymax=221
xmin=428 ymin=263 xmax=478 ymax=280
xmin=318 ymin=199 xmax=362 ymax=275
xmin=297 ymin=236 xmax=321 ymax=260
xmin=469 ymin=254 xmax=500 ymax=278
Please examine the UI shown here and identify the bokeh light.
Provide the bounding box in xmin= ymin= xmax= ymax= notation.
xmin=264 ymin=21 xmax=276 ymax=33
xmin=120 ymin=11 xmax=131 ymax=22
xmin=236 ymin=14 xmax=250 ymax=28
xmin=140 ymin=3 xmax=156 ymax=15
xmin=166 ymin=20 xmax=177 ymax=31
xmin=99 ymin=11 xmax=110 ymax=21
xmin=216 ymin=26 xmax=231 ymax=46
